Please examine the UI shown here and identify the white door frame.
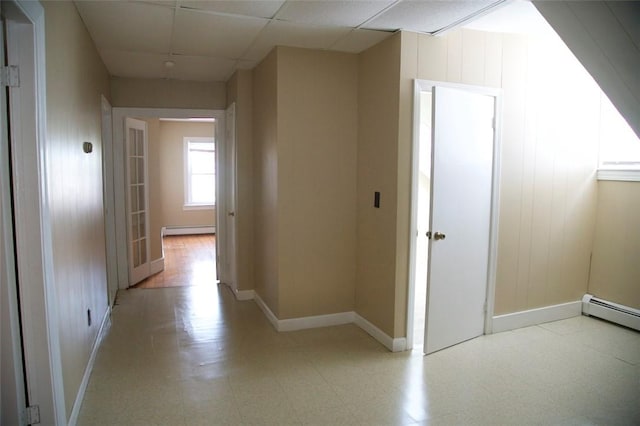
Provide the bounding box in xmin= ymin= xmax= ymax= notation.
xmin=218 ymin=103 xmax=238 ymax=294
xmin=101 ymin=96 xmax=118 ymax=306
xmin=406 ymin=79 xmax=502 ymax=350
xmin=111 ymin=108 xmax=225 ymax=289
xmin=1 ymin=0 xmax=66 ymax=423
xmin=0 ymin=14 xmax=26 ymax=426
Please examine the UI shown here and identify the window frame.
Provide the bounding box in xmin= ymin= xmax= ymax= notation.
xmin=596 ymin=95 xmax=640 ymax=181
xmin=183 ymin=136 xmax=216 ymax=209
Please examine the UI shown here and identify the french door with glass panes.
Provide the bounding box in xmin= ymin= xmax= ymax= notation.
xmin=125 ymin=117 xmax=150 ymax=285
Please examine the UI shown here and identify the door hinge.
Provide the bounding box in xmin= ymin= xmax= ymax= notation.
xmin=483 ymin=301 xmax=488 ymax=314
xmin=26 ymin=405 xmax=40 ymax=425
xmin=1 ymin=65 xmax=20 ymax=87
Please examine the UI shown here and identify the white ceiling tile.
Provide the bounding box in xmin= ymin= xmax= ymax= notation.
xmin=173 ymin=9 xmax=268 ymax=58
xmin=330 ymin=28 xmax=393 ymax=53
xmin=363 ymin=0 xmax=501 ymax=33
xmin=243 ymin=20 xmax=352 ymax=61
xmin=178 ymin=0 xmax=285 ymax=18
xmin=99 ymin=49 xmax=170 ymax=79
xmin=74 ymin=1 xmax=173 ymax=53
xmin=276 ymin=0 xmax=395 ymax=27
xmin=463 ymin=1 xmax=552 ymax=35
xmin=100 ymin=49 xmax=234 ymax=81
xmin=168 ymin=54 xmax=237 ymax=81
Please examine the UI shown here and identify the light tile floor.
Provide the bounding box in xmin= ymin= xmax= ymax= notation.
xmin=79 ymin=285 xmax=640 ymax=425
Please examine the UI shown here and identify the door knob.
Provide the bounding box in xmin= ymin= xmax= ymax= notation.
xmin=228 ymin=211 xmax=235 ymax=217
xmin=433 ymin=232 xmax=446 ymax=240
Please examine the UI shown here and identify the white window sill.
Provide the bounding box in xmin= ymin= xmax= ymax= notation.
xmin=597 ymin=169 xmax=640 ymax=182
xmin=183 ymin=204 xmax=215 ymax=211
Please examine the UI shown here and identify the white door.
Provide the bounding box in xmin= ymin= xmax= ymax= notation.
xmin=125 ymin=117 xmax=151 ymax=285
xmin=224 ymin=103 xmax=238 ymax=292
xmin=424 ymin=86 xmax=496 ymax=354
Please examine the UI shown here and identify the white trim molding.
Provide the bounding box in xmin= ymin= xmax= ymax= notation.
xmin=150 ymin=257 xmax=165 ymax=275
xmin=253 ymin=293 xmax=279 ymax=330
xmin=161 ymin=226 xmax=216 ymax=236
xmin=234 ymin=289 xmax=255 ymax=301
xmin=597 ymin=169 xmax=640 ymax=182
xmin=251 ymin=293 xmax=406 ymax=351
xmin=4 ymin=1 xmax=66 ymax=423
xmin=253 ymin=293 xmax=353 ymax=332
xmin=278 ymin=312 xmax=354 ymax=332
xmin=354 ymin=314 xmax=407 ymax=352
xmin=492 ymin=301 xmax=582 ymax=333
xmin=68 ymin=307 xmax=111 ymax=425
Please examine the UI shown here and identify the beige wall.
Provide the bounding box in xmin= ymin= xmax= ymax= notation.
xmin=406 ymin=29 xmax=600 ymax=318
xmin=354 ymin=28 xmax=602 ymax=338
xmin=277 ymin=47 xmax=358 ymax=319
xmin=589 ymin=181 xmax=640 ymax=309
xmin=145 ymin=120 xmax=217 ymax=261
xmin=157 ymin=121 xmax=216 ymax=253
xmin=226 ymin=70 xmax=254 ymax=292
xmin=43 ymin=2 xmax=110 ymax=418
xmin=110 ymin=77 xmax=226 ymax=109
xmin=251 ymin=47 xmax=359 ymax=319
xmin=356 ymin=34 xmax=403 ymax=337
xmin=252 ymin=50 xmax=280 ymax=315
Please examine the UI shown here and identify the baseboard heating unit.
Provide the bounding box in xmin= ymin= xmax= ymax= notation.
xmin=582 ymin=294 xmax=640 ymax=331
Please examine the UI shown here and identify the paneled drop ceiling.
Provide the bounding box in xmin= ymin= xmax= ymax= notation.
xmin=74 ymin=0 xmax=508 ymax=82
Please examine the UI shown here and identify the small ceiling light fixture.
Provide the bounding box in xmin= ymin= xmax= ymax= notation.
xmin=164 ymin=60 xmax=175 ymax=68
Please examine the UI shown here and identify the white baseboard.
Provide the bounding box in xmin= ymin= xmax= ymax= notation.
xmin=253 ymin=293 xmax=353 ymax=332
xmin=278 ymin=311 xmax=354 ymax=332
xmin=150 ymin=257 xmax=164 ymax=275
xmin=251 ymin=294 xmax=403 ymax=351
xmin=582 ymin=294 xmax=640 ymax=331
xmin=234 ymin=289 xmax=255 ymax=301
xmin=161 ymin=226 xmax=215 ymax=236
xmin=354 ymin=313 xmax=407 ymax=352
xmin=492 ymin=300 xmax=582 ymax=333
xmin=68 ymin=307 xmax=111 ymax=426
xmin=253 ymin=293 xmax=279 ymax=330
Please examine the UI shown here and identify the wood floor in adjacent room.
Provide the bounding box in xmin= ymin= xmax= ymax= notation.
xmin=135 ymin=234 xmax=216 ymax=289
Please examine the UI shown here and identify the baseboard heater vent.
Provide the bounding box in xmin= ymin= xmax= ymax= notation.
xmin=582 ymin=294 xmax=640 ymax=331
xmin=162 ymin=226 xmax=215 ymax=237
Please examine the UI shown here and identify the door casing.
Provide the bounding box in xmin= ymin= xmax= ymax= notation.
xmin=406 ymin=79 xmax=502 ymax=350
xmin=110 ymin=108 xmax=225 ymax=289
xmin=0 ymin=0 xmax=66 ymax=423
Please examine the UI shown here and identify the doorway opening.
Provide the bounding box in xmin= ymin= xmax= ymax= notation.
xmin=108 ymin=107 xmax=234 ymax=295
xmin=127 ymin=116 xmax=217 ymax=287
xmin=410 ymin=90 xmax=433 ymax=350
xmin=407 ymin=80 xmax=501 ymax=354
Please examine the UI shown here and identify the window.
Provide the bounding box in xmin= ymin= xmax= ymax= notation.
xmin=598 ymin=95 xmax=640 ymax=180
xmin=184 ymin=137 xmax=215 ymax=208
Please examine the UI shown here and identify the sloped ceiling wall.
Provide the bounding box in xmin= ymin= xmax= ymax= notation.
xmin=533 ymin=1 xmax=640 ymax=138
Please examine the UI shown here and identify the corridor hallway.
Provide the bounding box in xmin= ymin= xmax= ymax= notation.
xmin=78 ymin=281 xmax=639 ymax=425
